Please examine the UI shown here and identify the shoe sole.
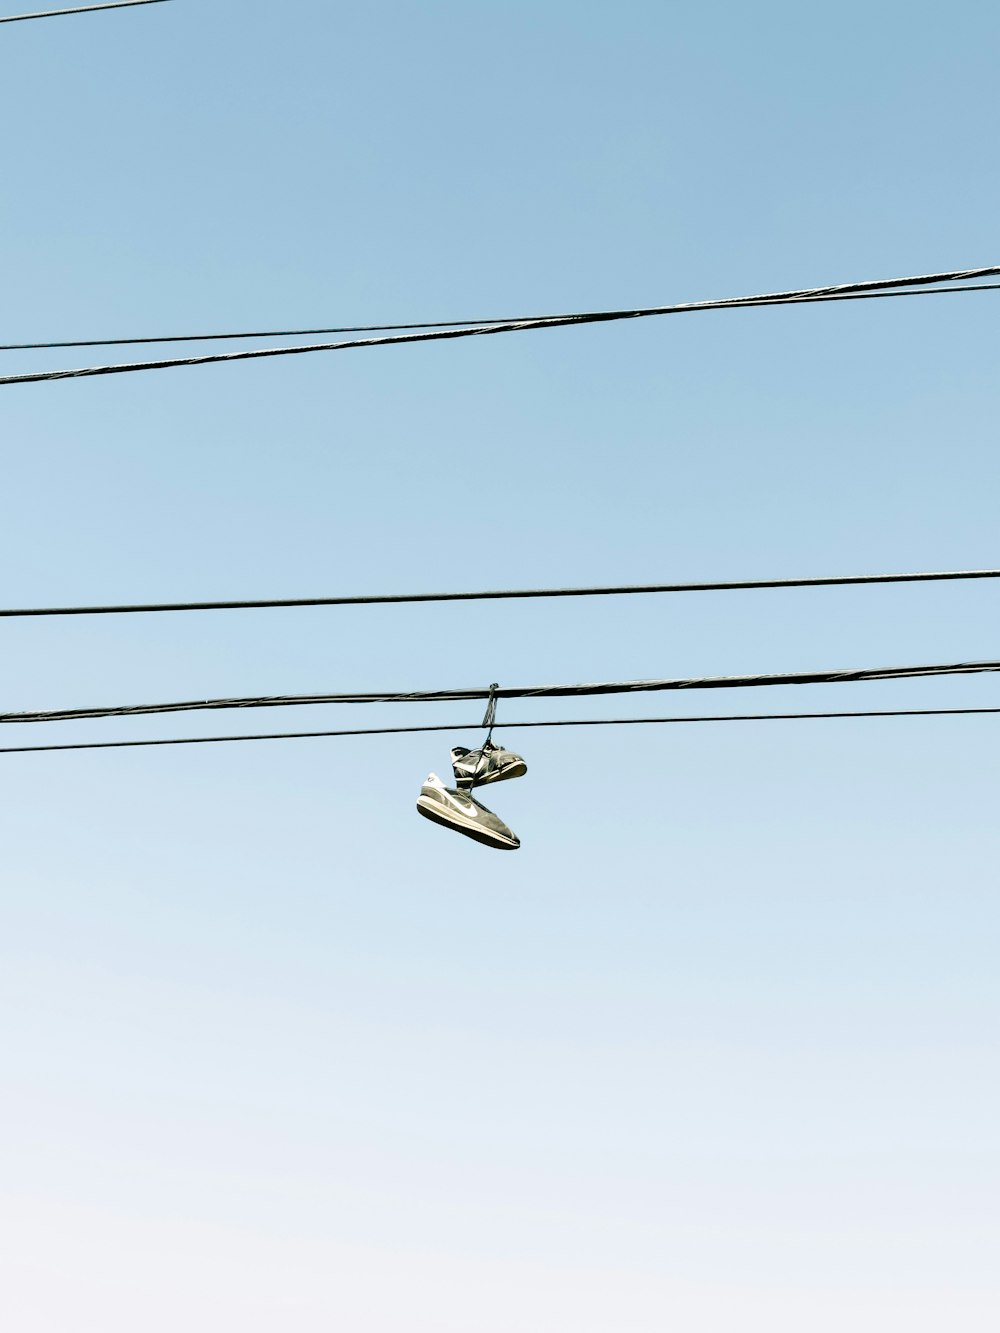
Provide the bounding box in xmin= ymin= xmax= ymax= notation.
xmin=416 ymin=796 xmax=520 ymax=850
xmin=453 ymin=760 xmax=528 ymax=787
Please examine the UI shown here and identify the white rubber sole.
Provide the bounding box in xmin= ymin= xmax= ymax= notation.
xmin=454 ymin=760 xmax=528 ymax=787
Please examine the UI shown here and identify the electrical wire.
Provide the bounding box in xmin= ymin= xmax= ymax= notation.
xmin=1 ymin=705 xmax=998 ymax=754
xmin=5 ymin=659 xmax=1000 ymax=726
xmin=2 ymin=265 xmax=997 ymax=386
xmin=4 ymin=566 xmax=1000 ymax=619
xmin=0 ymin=0 xmax=168 ymax=22
xmin=3 ymin=281 xmax=1000 ymax=352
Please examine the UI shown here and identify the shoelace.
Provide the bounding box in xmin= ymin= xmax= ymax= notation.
xmin=481 ymin=683 xmax=499 ymax=742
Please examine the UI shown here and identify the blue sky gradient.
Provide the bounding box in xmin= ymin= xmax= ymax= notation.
xmin=1 ymin=2 xmax=999 ymax=1329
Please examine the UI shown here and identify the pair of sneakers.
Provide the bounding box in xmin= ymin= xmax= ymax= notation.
xmin=416 ymin=738 xmax=527 ymax=851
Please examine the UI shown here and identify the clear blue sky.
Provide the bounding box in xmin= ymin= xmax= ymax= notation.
xmin=2 ymin=2 xmax=999 ymax=1329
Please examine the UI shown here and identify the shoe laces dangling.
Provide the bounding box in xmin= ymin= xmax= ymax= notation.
xmin=481 ymin=682 xmax=499 ymax=750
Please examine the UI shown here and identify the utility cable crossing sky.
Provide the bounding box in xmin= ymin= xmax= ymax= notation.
xmin=3 ymin=282 xmax=1000 ymax=353
xmin=2 ymin=565 xmax=999 ymax=618
xmin=5 ymin=659 xmax=1000 ymax=726
xmin=1 ymin=264 xmax=996 ymax=385
xmin=0 ymin=0 xmax=168 ymax=22
xmin=2 ymin=706 xmax=999 ymax=756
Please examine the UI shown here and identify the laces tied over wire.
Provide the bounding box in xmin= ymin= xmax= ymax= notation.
xmin=482 ymin=683 xmax=499 ymax=744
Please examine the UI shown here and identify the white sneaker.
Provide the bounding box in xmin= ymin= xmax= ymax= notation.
xmin=416 ymin=773 xmax=520 ymax=850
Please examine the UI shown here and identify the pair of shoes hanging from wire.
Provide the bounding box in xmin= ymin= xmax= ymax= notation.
xmin=416 ymin=685 xmax=526 ymax=851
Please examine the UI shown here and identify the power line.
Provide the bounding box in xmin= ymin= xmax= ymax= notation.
xmin=0 ymin=0 xmax=168 ymax=22
xmin=2 ymin=265 xmax=997 ymax=386
xmin=3 ymin=281 xmax=1000 ymax=352
xmin=5 ymin=659 xmax=1000 ymax=726
xmin=3 ymin=565 xmax=1000 ymax=619
xmin=2 ymin=705 xmax=998 ymax=754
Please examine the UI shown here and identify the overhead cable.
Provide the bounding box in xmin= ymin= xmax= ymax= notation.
xmin=3 ymin=281 xmax=1000 ymax=352
xmin=4 ymin=565 xmax=1000 ymax=619
xmin=2 ymin=265 xmax=997 ymax=386
xmin=1 ymin=705 xmax=998 ymax=754
xmin=5 ymin=658 xmax=1000 ymax=726
xmin=0 ymin=0 xmax=168 ymax=22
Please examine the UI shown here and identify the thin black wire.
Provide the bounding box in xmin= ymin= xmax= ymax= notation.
xmin=1 ymin=706 xmax=998 ymax=754
xmin=2 ymin=265 xmax=997 ymax=386
xmin=0 ymin=0 xmax=168 ymax=22
xmin=5 ymin=659 xmax=1000 ymax=726
xmin=3 ymin=281 xmax=1000 ymax=352
xmin=4 ymin=566 xmax=1000 ymax=619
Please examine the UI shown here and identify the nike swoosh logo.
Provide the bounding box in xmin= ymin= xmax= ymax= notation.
xmin=440 ymin=791 xmax=479 ymax=817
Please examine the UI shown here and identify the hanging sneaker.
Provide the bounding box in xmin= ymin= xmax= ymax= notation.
xmin=450 ymin=738 xmax=527 ymax=789
xmin=416 ymin=773 xmax=520 ymax=850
